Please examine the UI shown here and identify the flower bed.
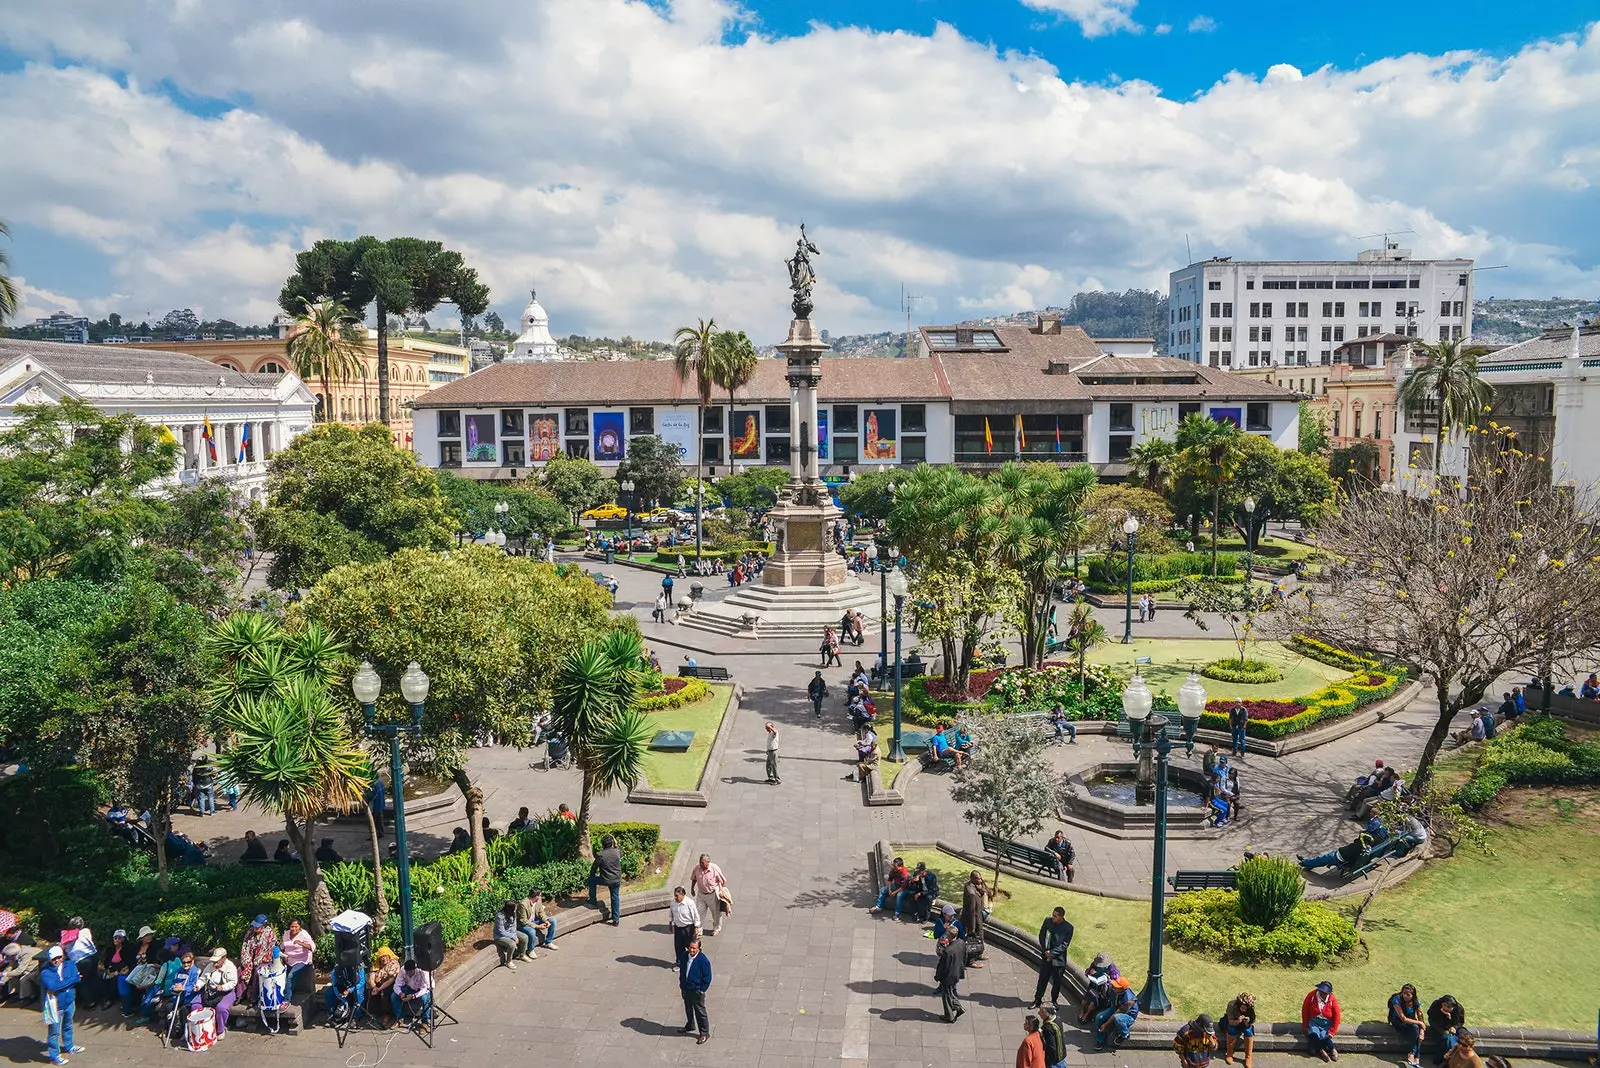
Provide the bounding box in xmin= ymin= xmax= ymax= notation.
xmin=1164 ymin=889 xmax=1358 ymax=966
xmin=638 ymin=675 xmax=711 ymax=711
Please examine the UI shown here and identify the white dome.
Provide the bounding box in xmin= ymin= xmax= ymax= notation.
xmin=508 ymin=287 xmax=563 ymax=363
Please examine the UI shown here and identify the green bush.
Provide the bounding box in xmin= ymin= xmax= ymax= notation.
xmin=1235 ymin=856 xmax=1305 ymax=929
xmin=1086 ymin=551 xmax=1238 ymax=587
xmin=1287 ymin=635 xmax=1381 ymax=673
xmin=1456 ymin=716 xmax=1600 ymax=809
xmin=385 ymin=895 xmax=472 ymax=953
xmin=1201 ymin=658 xmax=1285 ymax=684
xmin=591 ymin=821 xmax=661 ymax=859
xmin=638 ymin=677 xmax=713 ymax=711
xmin=1164 ymin=890 xmax=1357 ymax=965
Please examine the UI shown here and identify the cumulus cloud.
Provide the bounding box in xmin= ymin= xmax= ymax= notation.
xmin=1019 ymin=0 xmax=1141 ymax=38
xmin=1188 ymin=15 xmax=1217 ymax=33
xmin=0 ymin=2 xmax=1596 ymax=342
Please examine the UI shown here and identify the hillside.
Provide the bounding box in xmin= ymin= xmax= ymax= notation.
xmin=1473 ymin=298 xmax=1599 ymax=344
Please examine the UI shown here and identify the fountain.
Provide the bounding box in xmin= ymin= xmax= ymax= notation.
xmin=1062 ymin=760 xmax=1215 ymax=833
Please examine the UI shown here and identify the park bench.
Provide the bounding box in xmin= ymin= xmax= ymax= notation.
xmin=1337 ymin=835 xmax=1411 ymax=881
xmin=1168 ymin=869 xmax=1239 ymax=892
xmin=681 ymin=665 xmax=732 ymax=682
xmin=1043 ymin=636 xmax=1070 ymax=656
xmin=979 ymin=831 xmax=1061 ymax=879
xmin=869 ymin=659 xmax=926 ymax=687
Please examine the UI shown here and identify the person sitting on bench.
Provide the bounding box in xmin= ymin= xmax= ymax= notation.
xmin=903 ymin=862 xmax=940 ymax=922
xmin=929 ymin=728 xmax=966 ymax=769
xmin=870 ymin=857 xmax=909 ymax=914
xmin=1426 ymin=994 xmax=1466 ymax=1065
xmin=1047 ymin=705 xmax=1077 ymax=744
xmin=1298 ymin=826 xmax=1393 ymax=872
xmin=1044 ymin=831 xmax=1076 ymax=883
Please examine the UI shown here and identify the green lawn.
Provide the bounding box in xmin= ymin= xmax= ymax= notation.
xmin=901 ymin=795 xmax=1600 ymax=1030
xmin=638 ymin=685 xmax=734 ymax=790
xmin=877 ymin=737 xmax=905 ymax=785
xmin=1211 ymin=535 xmax=1319 ymax=562
xmin=1084 ymin=638 xmax=1348 ymax=699
xmin=629 ymin=840 xmax=680 ymax=893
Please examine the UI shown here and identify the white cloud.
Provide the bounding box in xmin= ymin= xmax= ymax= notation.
xmin=1188 ymin=15 xmax=1217 ymax=33
xmin=1018 ymin=0 xmax=1141 ymax=38
xmin=1155 ymin=23 xmax=1173 ymax=35
xmin=0 ymin=4 xmax=1596 ymax=342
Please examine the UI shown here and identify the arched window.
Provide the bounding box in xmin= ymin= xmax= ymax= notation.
xmin=361 ymin=396 xmax=369 ymax=422
xmin=257 ymin=360 xmax=285 ymax=374
xmin=314 ymin=393 xmax=326 ymax=420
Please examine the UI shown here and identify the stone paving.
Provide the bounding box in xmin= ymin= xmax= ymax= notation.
xmin=5 ymin=550 xmax=1554 ymax=1068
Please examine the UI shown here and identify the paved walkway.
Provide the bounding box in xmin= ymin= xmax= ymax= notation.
xmin=5 ymin=552 xmax=1524 ymax=1068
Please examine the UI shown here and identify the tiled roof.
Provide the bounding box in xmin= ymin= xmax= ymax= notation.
xmin=1478 ymin=326 xmax=1600 ymax=365
xmin=0 ymin=339 xmax=269 ymax=388
xmin=934 ymin=353 xmax=1087 ymax=403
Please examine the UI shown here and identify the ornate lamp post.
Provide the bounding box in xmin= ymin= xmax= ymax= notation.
xmin=886 ymin=565 xmax=911 ymax=762
xmin=354 ymin=659 xmax=430 ymax=962
xmin=493 ymin=500 xmax=511 ymax=553
xmin=1121 ymin=672 xmax=1173 ymax=1017
xmin=1122 ymin=515 xmax=1140 ymax=644
xmin=1177 ymin=671 xmax=1208 ymax=756
xmin=1242 ymin=496 xmax=1256 ymax=583
xmin=621 ymin=479 xmax=636 ymax=553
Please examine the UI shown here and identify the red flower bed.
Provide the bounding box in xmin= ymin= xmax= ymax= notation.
xmin=923 ymin=668 xmax=1004 ymax=703
xmin=1206 ymin=697 xmax=1305 ymax=722
xmin=642 ymin=677 xmax=690 ymax=699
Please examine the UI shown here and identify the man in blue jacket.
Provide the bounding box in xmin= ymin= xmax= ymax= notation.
xmin=679 ymin=940 xmax=712 ymax=1045
xmin=40 ymin=945 xmax=84 ymax=1066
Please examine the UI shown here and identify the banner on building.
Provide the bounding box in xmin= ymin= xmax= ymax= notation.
xmin=529 ymin=414 xmax=560 ymax=461
xmin=465 ymin=414 xmax=497 ymax=462
xmin=730 ymin=409 xmax=762 ymax=459
xmin=658 ymin=410 xmax=696 ymax=463
xmin=863 ymin=408 xmax=897 ymax=461
xmin=817 ymin=410 xmax=829 ymax=460
xmin=592 ymin=411 xmax=626 ymax=462
xmin=1208 ymin=407 xmax=1242 ymax=429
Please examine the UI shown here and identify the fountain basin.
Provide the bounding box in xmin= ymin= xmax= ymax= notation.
xmin=1063 ymin=761 xmax=1215 ymax=832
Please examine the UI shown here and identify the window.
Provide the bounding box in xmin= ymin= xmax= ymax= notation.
xmin=764 ymin=404 xmax=790 ymax=434
xmin=1333 ymin=326 xmax=1344 ymax=342
xmin=1296 ymin=327 xmax=1307 ymax=343
xmin=1263 ymin=302 xmax=1273 ymax=317
xmin=1335 ymin=302 xmax=1345 ymax=317
xmin=1285 ymin=303 xmax=1296 ymax=318
xmin=1452 ymin=324 xmax=1464 ymax=340
xmin=834 ymin=405 xmax=859 ymax=433
xmin=702 ymin=438 xmax=724 ymax=464
xmin=1322 ymin=301 xmax=1333 ymax=317
xmin=1357 ymin=325 xmax=1369 ymax=337
xmin=629 ymin=407 xmax=655 ymax=435
xmin=1332 ymin=410 xmax=1340 ymax=437
xmin=1320 ymin=350 xmax=1332 ymax=364
xmin=701 ymin=407 xmax=723 ymax=433
xmin=565 ymin=440 xmax=589 ymax=459
xmin=439 ymin=441 xmax=461 ymax=467
xmin=1219 ymin=327 xmax=1231 ymax=342
xmin=833 ymin=436 xmax=859 ymax=465
xmin=564 ymin=408 xmax=589 ymax=434
xmin=902 ymin=404 xmax=926 ymax=433
xmin=1249 ymin=302 xmax=1260 ymax=318
xmin=1358 ymin=302 xmax=1370 ymax=317
xmin=1108 ymin=435 xmax=1133 ymax=461
xmin=1209 ymin=326 xmax=1221 ymax=342
xmin=1222 ymin=302 xmax=1233 ymax=317
xmin=1395 ymin=302 xmax=1408 ymax=317
xmin=1248 ymin=326 xmax=1260 ymax=342
xmin=1452 ymin=301 xmax=1464 ymax=317
xmin=1211 ymin=302 xmax=1221 ymax=318
xmin=1261 ymin=326 xmax=1273 ymax=342
xmin=500 ymin=409 xmax=524 ymax=436
xmin=1374 ymin=409 xmax=1384 ymax=439
xmin=765 ymin=437 xmax=790 ymax=465
xmin=504 ymin=440 xmax=526 ymax=466
xmin=1246 ymin=279 xmax=1255 ymax=289
xmin=1321 ymin=325 xmax=1333 ymax=342
xmin=1179 ymin=402 xmax=1202 ymax=421
xmin=1409 ymin=279 xmax=1420 ymax=288
xmin=1109 ymin=403 xmax=1134 ymax=431
xmin=1353 ymin=410 xmax=1363 ymax=437
xmin=437 ymin=410 xmax=461 ymax=437
xmin=1208 ymin=280 xmax=1221 ymax=291
xmin=902 ymin=436 xmax=927 ymax=463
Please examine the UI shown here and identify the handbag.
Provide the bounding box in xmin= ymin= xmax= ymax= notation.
xmin=128 ymin=963 xmax=161 ymax=990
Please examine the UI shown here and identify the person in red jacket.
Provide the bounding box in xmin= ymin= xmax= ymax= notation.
xmin=1301 ymin=981 xmax=1342 ymax=1061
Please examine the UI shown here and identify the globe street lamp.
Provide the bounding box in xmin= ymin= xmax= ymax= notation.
xmin=1176 ymin=670 xmax=1208 ymax=756
xmin=354 ymin=660 xmax=430 ymax=962
xmin=620 ymin=479 xmax=636 ymax=554
xmin=494 ymin=500 xmax=511 ymax=552
xmin=886 ymin=565 xmax=911 ymax=762
xmin=1121 ymin=672 xmax=1173 ymax=1017
xmin=1242 ymin=496 xmax=1257 ymax=583
xmin=1122 ymin=515 xmax=1140 ymax=644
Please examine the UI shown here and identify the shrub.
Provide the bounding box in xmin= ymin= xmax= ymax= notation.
xmin=1086 ymin=551 xmax=1238 ymax=587
xmin=1456 ymin=716 xmax=1600 ymax=809
xmin=386 ymin=895 xmax=472 ymax=953
xmin=591 ymin=821 xmax=661 ymax=858
xmin=1164 ymin=890 xmax=1357 ymax=965
xmin=1288 ymin=635 xmax=1381 ymax=673
xmin=1235 ymin=855 xmax=1305 ymax=929
xmin=638 ymin=676 xmax=712 ymax=711
xmin=1201 ymin=658 xmax=1285 ymax=684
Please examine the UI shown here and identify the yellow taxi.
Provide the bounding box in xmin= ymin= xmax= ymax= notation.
xmin=581 ymin=503 xmax=628 ymax=521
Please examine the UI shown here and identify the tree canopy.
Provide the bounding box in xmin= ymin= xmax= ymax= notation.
xmin=717 ymin=466 xmax=790 ymax=511
xmin=616 ymin=435 xmax=686 ymax=511
xmin=1219 ymin=434 xmax=1337 ymax=533
xmin=837 ymin=469 xmax=900 ymax=521
xmin=540 ymin=453 xmax=614 ymax=522
xmin=259 ymin=423 xmax=456 ymax=589
xmin=435 ymin=471 xmax=567 ymax=539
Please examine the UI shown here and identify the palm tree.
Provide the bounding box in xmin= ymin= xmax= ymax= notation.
xmin=0 ymin=221 xmax=18 ymax=328
xmin=1064 ymin=601 xmax=1106 ymax=688
xmin=1128 ymin=438 xmax=1178 ymax=495
xmin=552 ymin=629 xmax=653 ymax=859
xmin=285 ymin=299 xmax=367 ymax=423
xmin=713 ymin=329 xmax=759 ymax=468
xmin=207 ymin=613 xmax=367 ymax=935
xmin=994 ymin=462 xmax=1096 ymax=667
xmin=1396 ymin=337 xmax=1492 ymax=475
xmin=1175 ymin=413 xmax=1242 ymax=577
xmin=673 ymin=319 xmax=720 ymax=555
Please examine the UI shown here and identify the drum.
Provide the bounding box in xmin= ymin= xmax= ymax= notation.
xmin=186 ymin=1006 xmax=217 ymax=1052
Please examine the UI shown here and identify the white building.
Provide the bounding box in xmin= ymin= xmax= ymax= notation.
xmin=1391 ymin=324 xmax=1600 ymax=493
xmin=0 ymin=339 xmax=316 ymax=499
xmin=506 ymin=289 xmax=563 ymax=364
xmin=1167 ymin=245 xmax=1474 ymax=370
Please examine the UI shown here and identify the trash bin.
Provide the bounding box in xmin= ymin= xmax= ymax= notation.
xmin=690 ymin=582 xmax=705 ymax=602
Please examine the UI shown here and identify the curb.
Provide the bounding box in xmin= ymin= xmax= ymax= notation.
xmin=628 ymin=683 xmax=743 ymax=808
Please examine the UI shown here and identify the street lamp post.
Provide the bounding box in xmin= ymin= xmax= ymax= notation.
xmin=353 ymin=660 xmax=430 ymax=963
xmin=1177 ymin=671 xmax=1207 ymax=756
xmin=886 ymin=566 xmax=911 ymax=762
xmin=621 ymin=479 xmax=636 ymax=555
xmin=1121 ymin=673 xmax=1174 ymax=1017
xmin=1242 ymin=497 xmax=1256 ymax=583
xmin=1121 ymin=515 xmax=1140 ymax=644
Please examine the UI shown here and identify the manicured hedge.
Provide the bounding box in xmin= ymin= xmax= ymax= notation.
xmin=1201 ymin=657 xmax=1284 ymax=684
xmin=1164 ymin=889 xmax=1358 ymax=965
xmin=1085 ymin=551 xmax=1239 ymax=587
xmin=638 ymin=676 xmax=712 ymax=711
xmin=1087 ymin=574 xmax=1248 ymax=594
xmin=1456 ymin=716 xmax=1600 ymax=809
xmin=650 ymin=543 xmax=775 ymax=564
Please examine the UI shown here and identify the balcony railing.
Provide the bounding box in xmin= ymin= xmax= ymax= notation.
xmin=955 ymin=450 xmax=1089 ymax=465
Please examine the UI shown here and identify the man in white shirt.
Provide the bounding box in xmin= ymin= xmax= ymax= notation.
xmin=668 ymin=887 xmax=701 ymax=971
xmin=765 ymin=722 xmax=781 ymax=785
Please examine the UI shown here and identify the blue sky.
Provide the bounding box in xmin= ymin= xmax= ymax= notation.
xmin=0 ymin=1 xmax=1596 ymax=339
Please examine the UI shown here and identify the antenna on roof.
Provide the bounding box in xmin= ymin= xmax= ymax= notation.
xmin=902 ymin=285 xmax=925 ymax=359
xmin=1354 ymin=228 xmax=1416 ymax=250
xmin=1185 ymin=234 xmax=1193 ymax=263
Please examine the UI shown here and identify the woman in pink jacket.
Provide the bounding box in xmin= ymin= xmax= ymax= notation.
xmin=1301 ymin=981 xmax=1341 ymax=1061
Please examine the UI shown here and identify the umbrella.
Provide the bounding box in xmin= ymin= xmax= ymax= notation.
xmin=0 ymin=910 xmax=18 ymax=934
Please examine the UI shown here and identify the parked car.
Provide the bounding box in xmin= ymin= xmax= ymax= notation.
xmin=582 ymin=503 xmax=628 ymax=521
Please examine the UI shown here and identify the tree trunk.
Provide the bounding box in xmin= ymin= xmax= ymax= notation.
xmin=376 ymin=297 xmax=390 ymax=426
xmin=990 ymin=850 xmax=1004 ymax=895
xmin=1415 ymin=675 xmax=1486 ymax=789
xmin=574 ymin=769 xmax=596 ymax=861
xmin=153 ymin=804 xmax=171 ymax=894
xmin=288 ymin=815 xmax=334 ymax=936
xmin=452 ymin=766 xmax=490 ymax=884
xmin=1433 ymin=381 xmax=1446 ymax=475
xmin=1210 ymin=485 xmax=1221 ymax=577
xmin=941 ymin=636 xmax=958 ymax=685
xmin=694 ymin=403 xmax=704 ymax=558
xmin=318 ymin=369 xmax=332 ymax=423
xmin=364 ymin=804 xmax=389 ymax=935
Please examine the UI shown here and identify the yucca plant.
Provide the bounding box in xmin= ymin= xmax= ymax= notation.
xmin=553 ymin=629 xmax=650 ymax=858
xmin=1236 ymin=854 xmax=1305 ymax=930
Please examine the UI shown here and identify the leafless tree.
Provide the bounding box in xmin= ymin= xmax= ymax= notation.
xmin=1288 ymin=440 xmax=1600 ymax=787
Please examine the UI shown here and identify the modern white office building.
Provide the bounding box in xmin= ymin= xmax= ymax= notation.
xmin=1167 ymin=245 xmax=1474 ymax=370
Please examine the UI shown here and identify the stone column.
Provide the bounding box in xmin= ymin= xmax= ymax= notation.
xmin=788 ymin=385 xmax=801 ymax=476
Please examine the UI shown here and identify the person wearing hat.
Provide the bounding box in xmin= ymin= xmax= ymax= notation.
xmin=40 ymin=944 xmax=84 ymax=1065
xmin=194 ymin=947 xmax=239 ymax=1037
xmin=323 ymin=949 xmax=366 ymax=1025
xmin=1080 ymin=953 xmax=1125 ymax=1025
xmin=1175 ymin=1013 xmax=1219 ymax=1068
xmin=1301 ymin=981 xmax=1341 ymax=1061
xmin=99 ymin=928 xmax=133 ymax=1012
xmin=1223 ymin=992 xmax=1258 ymax=1067
xmin=238 ymin=914 xmax=279 ymax=1008
xmin=366 ymin=947 xmax=401 ymax=1024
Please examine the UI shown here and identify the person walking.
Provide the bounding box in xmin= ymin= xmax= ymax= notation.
xmin=961 ymin=871 xmax=990 ymax=966
xmin=587 ymin=834 xmax=624 ymax=925
xmin=653 ymin=591 xmax=668 ymax=624
xmin=690 ymin=854 xmax=730 ymax=936
xmin=1017 ymin=1015 xmax=1047 ymax=1068
xmin=668 ymin=887 xmax=701 ymax=973
xmin=807 ymin=670 xmax=828 ymax=718
xmin=678 ymin=940 xmax=711 ymax=1044
xmin=1229 ymin=702 xmax=1250 ymax=757
xmin=40 ymin=946 xmax=84 ymax=1066
xmin=368 ymin=774 xmax=387 ymax=836
xmin=934 ymin=930 xmax=965 ymax=1023
xmin=192 ymin=756 xmax=216 ymax=816
xmin=1030 ymin=907 xmax=1073 ymax=1009
xmin=764 ymin=722 xmax=781 ymax=785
